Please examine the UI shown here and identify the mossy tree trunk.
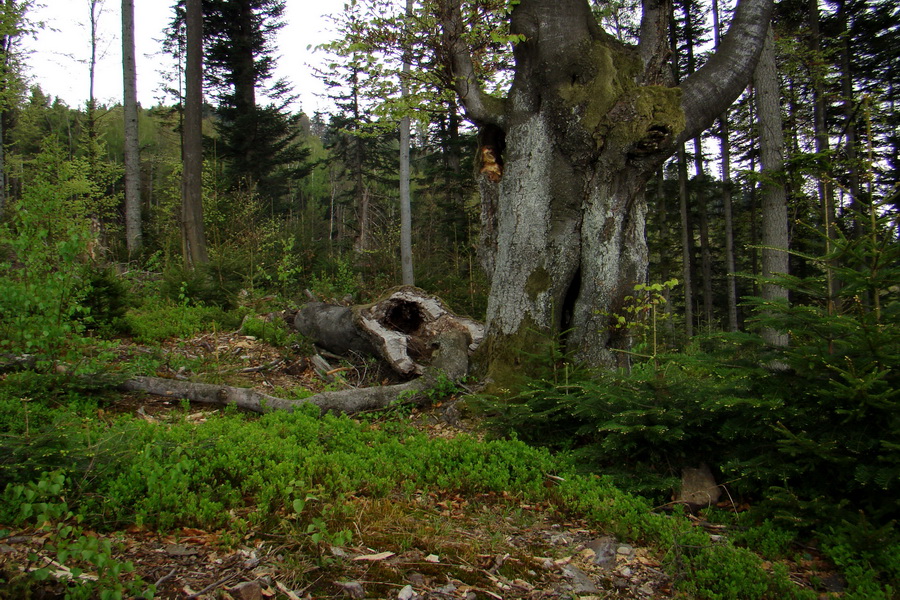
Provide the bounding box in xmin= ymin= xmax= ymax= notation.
xmin=439 ymin=0 xmax=773 ymax=386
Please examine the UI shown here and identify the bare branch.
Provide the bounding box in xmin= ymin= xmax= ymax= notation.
xmin=677 ymin=0 xmax=773 ymax=144
xmin=437 ymin=0 xmax=506 ymax=127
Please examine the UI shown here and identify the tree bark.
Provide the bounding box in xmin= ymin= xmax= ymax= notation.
xmin=719 ymin=114 xmax=739 ymax=331
xmin=86 ymin=0 xmax=101 ymax=170
xmin=693 ymin=139 xmax=714 ymax=327
xmin=122 ymin=0 xmax=142 ymax=255
xmin=398 ymin=0 xmax=414 ymax=285
xmin=182 ymin=0 xmax=209 ymax=267
xmin=808 ymin=0 xmax=836 ymax=319
xmin=677 ymin=146 xmax=695 ymax=338
xmin=439 ymin=0 xmax=773 ymax=382
xmin=836 ymin=0 xmax=860 ymax=221
xmin=712 ymin=0 xmax=739 ymax=332
xmin=0 ymin=11 xmax=7 ymax=218
xmin=0 ymin=0 xmax=15 ymax=217
xmin=752 ymin=26 xmax=789 ymax=346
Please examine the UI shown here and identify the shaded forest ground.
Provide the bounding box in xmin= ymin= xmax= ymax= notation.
xmin=1 ymin=327 xmax=845 ymax=600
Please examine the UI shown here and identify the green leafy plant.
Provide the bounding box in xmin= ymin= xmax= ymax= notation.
xmin=1 ymin=471 xmax=152 ymax=599
xmin=310 ymin=253 xmax=360 ymax=300
xmin=0 ymin=141 xmax=94 ymax=361
xmin=124 ymin=296 xmax=240 ymax=342
xmin=239 ymin=314 xmax=301 ymax=348
xmin=600 ymin=278 xmax=679 ymax=362
xmin=255 ymin=233 xmax=305 ymax=297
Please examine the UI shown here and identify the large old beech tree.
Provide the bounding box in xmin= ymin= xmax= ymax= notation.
xmin=438 ymin=0 xmax=774 ymax=382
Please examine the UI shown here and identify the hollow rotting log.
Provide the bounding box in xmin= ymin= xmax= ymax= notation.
xmin=119 ymin=288 xmax=482 ymax=416
xmin=294 ymin=286 xmax=484 ymax=377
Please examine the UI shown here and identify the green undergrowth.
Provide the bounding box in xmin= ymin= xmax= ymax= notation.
xmin=0 ymin=384 xmax=825 ymax=600
xmin=123 ymin=296 xmax=245 ymax=343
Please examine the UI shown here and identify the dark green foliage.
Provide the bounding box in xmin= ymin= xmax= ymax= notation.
xmin=0 ymin=405 xmax=561 ymax=532
xmin=214 ymin=102 xmax=311 ymax=208
xmin=160 ymin=254 xmax=246 ymax=309
xmin=478 ymin=209 xmax=900 ymax=596
xmin=201 ymin=0 xmax=310 ymax=208
xmin=820 ymin=519 xmax=900 ymax=600
xmin=743 ymin=212 xmax=900 ymax=524
xmin=0 ymin=141 xmax=94 ymax=361
xmin=483 ymin=209 xmax=900 ymax=525
xmin=165 ymin=0 xmax=311 ymax=210
xmin=0 ymin=378 xmax=835 ymax=598
xmin=79 ymin=267 xmax=132 ymax=336
xmin=478 ymin=336 xmax=785 ymax=499
xmin=0 ymin=373 xmax=110 ymax=491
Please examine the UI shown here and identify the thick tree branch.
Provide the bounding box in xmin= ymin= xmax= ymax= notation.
xmin=677 ymin=0 xmax=773 ymax=144
xmin=438 ymin=0 xmax=506 ymax=127
xmin=638 ymin=0 xmax=672 ymax=85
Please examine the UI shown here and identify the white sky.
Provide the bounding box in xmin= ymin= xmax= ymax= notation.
xmin=23 ymin=0 xmax=347 ymax=116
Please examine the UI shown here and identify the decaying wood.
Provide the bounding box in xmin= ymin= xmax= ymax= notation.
xmin=119 ymin=330 xmax=471 ymax=415
xmin=294 ymin=303 xmax=376 ymax=356
xmin=0 ymin=354 xmax=37 ymax=374
xmin=294 ymin=286 xmax=484 ymax=377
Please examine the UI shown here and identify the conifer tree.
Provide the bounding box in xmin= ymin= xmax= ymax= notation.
xmin=167 ymin=0 xmax=310 ymax=211
xmin=0 ymin=0 xmax=32 ymax=217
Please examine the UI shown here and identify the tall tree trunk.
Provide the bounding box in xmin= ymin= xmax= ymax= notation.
xmin=712 ymin=0 xmax=738 ymax=331
xmin=0 ymin=11 xmax=7 ymax=219
xmin=677 ymin=146 xmax=695 ymax=338
xmin=0 ymin=98 xmax=4 ymax=219
xmin=86 ymin=0 xmax=101 ymax=172
xmin=654 ymin=169 xmax=675 ymax=336
xmin=181 ymin=0 xmax=208 ymax=268
xmin=683 ymin=0 xmax=714 ymax=327
xmin=719 ymin=114 xmax=739 ymax=331
xmin=693 ymin=139 xmax=714 ymax=327
xmin=398 ymin=0 xmax=415 ymax=285
xmin=752 ymin=26 xmax=789 ymax=346
xmin=121 ymin=0 xmax=142 ymax=255
xmin=355 ymin=186 xmax=370 ymax=253
xmin=0 ymin=0 xmax=14 ymax=218
xmin=808 ymin=0 xmax=836 ymax=318
xmin=350 ymin=70 xmax=366 ymax=254
xmin=233 ymin=0 xmax=258 ymax=184
xmin=836 ymin=0 xmax=860 ymax=222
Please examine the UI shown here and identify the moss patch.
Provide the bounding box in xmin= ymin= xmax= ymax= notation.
xmin=525 ymin=266 xmax=551 ymax=302
xmin=558 ymin=40 xmax=685 ymax=152
xmin=473 ymin=317 xmax=556 ymax=395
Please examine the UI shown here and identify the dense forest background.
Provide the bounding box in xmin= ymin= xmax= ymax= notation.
xmin=0 ymin=0 xmax=898 ymax=598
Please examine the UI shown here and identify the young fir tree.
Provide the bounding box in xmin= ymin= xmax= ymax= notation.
xmin=167 ymin=0 xmax=310 ymax=213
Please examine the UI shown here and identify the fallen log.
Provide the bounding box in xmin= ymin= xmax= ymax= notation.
xmin=119 ymin=330 xmax=470 ymax=415
xmin=293 ymin=286 xmax=484 ymax=377
xmin=0 ymin=354 xmax=37 ymax=374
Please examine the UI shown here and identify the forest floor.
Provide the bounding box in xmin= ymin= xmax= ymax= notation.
xmin=0 ymin=328 xmax=837 ymax=599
